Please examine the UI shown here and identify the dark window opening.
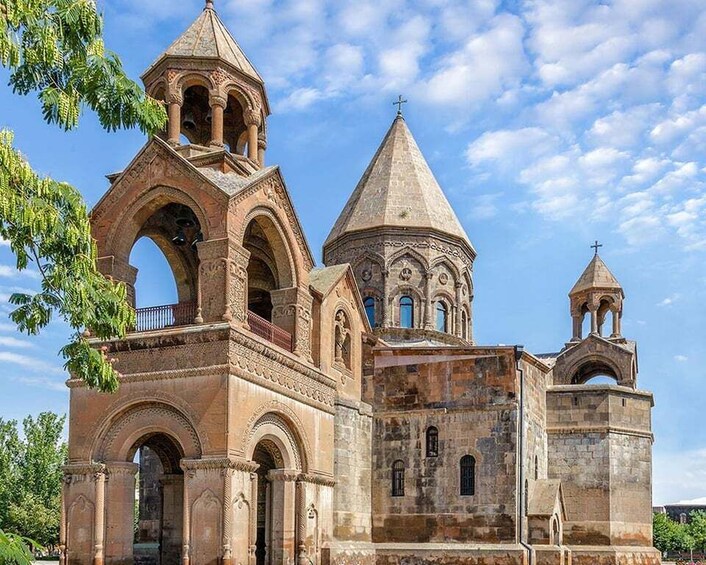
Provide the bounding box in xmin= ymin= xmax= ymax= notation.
xmin=364 ymin=297 xmax=375 ymax=327
xmin=392 ymin=460 xmax=405 ymax=497
xmin=426 ymin=427 xmax=439 ymax=458
xmin=460 ymin=455 xmax=475 ymax=496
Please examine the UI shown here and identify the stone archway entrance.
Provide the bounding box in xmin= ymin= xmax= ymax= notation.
xmin=253 ymin=440 xmax=286 ymax=565
xmin=130 ymin=433 xmax=184 ymax=565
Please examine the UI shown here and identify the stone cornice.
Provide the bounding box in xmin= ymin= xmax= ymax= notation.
xmin=181 ymin=457 xmax=259 ymax=473
xmin=546 ymin=425 xmax=653 ymax=440
xmin=298 ymin=473 xmax=336 ymax=487
xmin=67 ymin=364 xmax=231 ymax=388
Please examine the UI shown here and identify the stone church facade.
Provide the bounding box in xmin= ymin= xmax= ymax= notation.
xmin=61 ymin=3 xmax=660 ymax=565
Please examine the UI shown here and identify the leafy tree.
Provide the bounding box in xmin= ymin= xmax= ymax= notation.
xmin=0 ymin=0 xmax=167 ymax=392
xmin=0 ymin=529 xmax=36 ymax=565
xmin=688 ymin=511 xmax=706 ymax=554
xmin=654 ymin=512 xmax=679 ymax=554
xmin=0 ymin=413 xmax=67 ymax=548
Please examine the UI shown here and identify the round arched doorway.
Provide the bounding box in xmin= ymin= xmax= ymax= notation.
xmin=129 ymin=433 xmax=184 ymax=565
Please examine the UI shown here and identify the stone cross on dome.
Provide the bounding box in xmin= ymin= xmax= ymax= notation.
xmin=393 ymin=95 xmax=408 ymax=116
xmin=591 ymin=240 xmax=603 ymax=255
xmin=205 ymin=0 xmax=214 ymax=9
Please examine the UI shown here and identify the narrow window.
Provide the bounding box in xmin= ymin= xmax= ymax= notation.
xmin=426 ymin=427 xmax=439 ymax=457
xmin=392 ymin=460 xmax=405 ymax=497
xmin=535 ymin=456 xmax=539 ymax=480
xmin=460 ymin=455 xmax=475 ymax=496
xmin=461 ymin=310 xmax=468 ymax=340
xmin=436 ymin=301 xmax=448 ymax=332
xmin=364 ymin=297 xmax=375 ymax=327
xmin=399 ymin=296 xmax=414 ymax=328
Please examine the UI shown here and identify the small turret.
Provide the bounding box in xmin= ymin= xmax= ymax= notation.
xmin=568 ymin=242 xmax=624 ymax=341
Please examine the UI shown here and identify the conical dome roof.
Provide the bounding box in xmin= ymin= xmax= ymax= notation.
xmin=143 ymin=4 xmax=263 ymax=83
xmin=570 ymin=254 xmax=623 ymax=295
xmin=325 ymin=116 xmax=474 ymax=252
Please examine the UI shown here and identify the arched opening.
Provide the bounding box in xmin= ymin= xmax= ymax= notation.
xmin=130 ymin=434 xmax=184 ymax=565
xmin=461 ymin=310 xmax=468 ymax=340
xmin=253 ymin=440 xmax=285 ymax=565
xmin=364 ymin=296 xmax=376 ymax=328
xmin=460 ymin=455 xmax=476 ymax=496
xmin=224 ymin=93 xmax=249 ymax=157
xmin=571 ymin=360 xmax=620 ymax=385
xmin=426 ymin=426 xmax=439 ymax=458
xmin=399 ymin=296 xmax=414 ymax=329
xmin=597 ymin=299 xmax=612 ymax=337
xmin=334 ymin=310 xmax=352 ymax=369
xmin=180 ymin=85 xmax=212 ymax=146
xmin=436 ymin=300 xmax=448 ymax=333
xmin=552 ymin=516 xmax=561 ymax=545
xmin=130 ymin=238 xmax=178 ymax=309
xmin=130 ymin=203 xmax=202 ymax=331
xmin=580 ymin=303 xmax=590 ymax=338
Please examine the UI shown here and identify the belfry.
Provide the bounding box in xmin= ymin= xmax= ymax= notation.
xmin=62 ymin=4 xmax=660 ymax=565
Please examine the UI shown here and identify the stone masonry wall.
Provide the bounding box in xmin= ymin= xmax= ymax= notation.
xmin=333 ymin=399 xmax=373 ymax=542
xmin=370 ymin=348 xmax=520 ymax=544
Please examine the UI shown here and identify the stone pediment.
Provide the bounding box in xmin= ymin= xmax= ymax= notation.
xmin=310 ymin=264 xmax=371 ymax=333
xmin=554 ymin=334 xmax=637 ymax=387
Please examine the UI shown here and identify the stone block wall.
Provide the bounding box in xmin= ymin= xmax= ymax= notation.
xmin=546 ymin=387 xmax=654 ymax=547
xmin=370 ymin=347 xmax=520 ymax=544
xmin=333 ymin=399 xmax=373 ymax=542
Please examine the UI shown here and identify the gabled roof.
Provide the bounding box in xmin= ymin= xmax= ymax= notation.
xmin=528 ymin=480 xmax=566 ymax=519
xmin=309 ymin=264 xmax=372 ymax=333
xmin=570 ymin=254 xmax=623 ymax=295
xmin=324 ymin=116 xmax=474 ymax=252
xmin=144 ymin=4 xmax=263 ymax=83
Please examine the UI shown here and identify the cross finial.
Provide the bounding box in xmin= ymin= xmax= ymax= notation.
xmin=205 ymin=0 xmax=214 ymax=9
xmin=591 ymin=240 xmax=603 ymax=255
xmin=393 ymin=95 xmax=408 ymax=116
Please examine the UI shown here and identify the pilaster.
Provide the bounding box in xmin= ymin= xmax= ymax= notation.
xmin=271 ymin=286 xmax=313 ymax=361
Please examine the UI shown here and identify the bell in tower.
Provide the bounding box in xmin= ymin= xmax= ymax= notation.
xmin=141 ymin=0 xmax=270 ymax=166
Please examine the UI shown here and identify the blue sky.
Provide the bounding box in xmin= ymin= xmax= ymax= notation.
xmin=0 ymin=0 xmax=705 ymax=505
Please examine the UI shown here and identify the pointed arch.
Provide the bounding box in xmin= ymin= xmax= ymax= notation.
xmin=429 ymin=256 xmax=461 ymax=281
xmin=386 ymin=246 xmax=429 ymax=273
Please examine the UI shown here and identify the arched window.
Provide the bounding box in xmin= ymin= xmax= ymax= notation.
xmin=461 ymin=310 xmax=468 ymax=340
xmin=426 ymin=427 xmax=439 ymax=457
xmin=364 ymin=297 xmax=375 ymax=327
xmin=535 ymin=456 xmax=539 ymax=480
xmin=399 ymin=296 xmax=414 ymax=328
xmin=392 ymin=460 xmax=405 ymax=497
xmin=460 ymin=455 xmax=475 ymax=496
xmin=436 ymin=301 xmax=448 ymax=332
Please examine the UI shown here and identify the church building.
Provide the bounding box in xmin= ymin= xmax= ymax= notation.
xmin=61 ymin=3 xmax=660 ymax=565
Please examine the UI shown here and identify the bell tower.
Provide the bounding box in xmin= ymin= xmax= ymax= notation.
xmin=141 ymin=0 xmax=269 ymax=165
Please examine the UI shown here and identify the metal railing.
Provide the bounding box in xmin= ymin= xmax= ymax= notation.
xmin=247 ymin=310 xmax=293 ymax=352
xmin=134 ymin=302 xmax=197 ymax=332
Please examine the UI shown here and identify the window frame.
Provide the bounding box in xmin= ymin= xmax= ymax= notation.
xmin=426 ymin=426 xmax=439 ymax=458
xmin=460 ymin=455 xmax=476 ymax=496
xmin=363 ymin=296 xmax=376 ymax=328
xmin=435 ymin=300 xmax=448 ymax=333
xmin=399 ymin=295 xmax=414 ymax=329
xmin=391 ymin=460 xmax=405 ymax=497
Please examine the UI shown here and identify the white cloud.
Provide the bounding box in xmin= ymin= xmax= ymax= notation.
xmin=674 ymin=355 xmax=689 ymax=362
xmin=657 ymin=293 xmax=680 ymax=307
xmin=0 ymin=336 xmax=33 ymax=349
xmin=0 ymin=351 xmax=63 ymax=374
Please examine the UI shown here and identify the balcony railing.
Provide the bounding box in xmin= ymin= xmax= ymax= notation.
xmin=247 ymin=311 xmax=293 ymax=352
xmin=134 ymin=302 xmax=197 ymax=333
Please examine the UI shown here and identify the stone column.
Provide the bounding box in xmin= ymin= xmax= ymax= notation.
xmin=197 ymin=238 xmax=250 ymax=325
xmin=104 ymin=462 xmax=138 ymax=565
xmin=59 ymin=475 xmax=68 ymax=565
xmin=382 ymin=269 xmax=392 ymax=327
xmin=271 ymin=287 xmax=313 ymax=361
xmin=181 ymin=468 xmax=191 ymax=565
xmin=93 ymin=466 xmax=107 ymax=565
xmin=267 ymin=470 xmax=298 ymax=565
xmin=258 ymin=136 xmax=267 ymax=167
xmin=423 ymin=272 xmax=434 ymax=330
xmin=161 ymin=474 xmax=184 ymax=565
xmin=209 ymin=95 xmax=227 ymax=148
xmin=96 ymin=256 xmax=138 ymax=308
xmin=455 ymin=281 xmax=463 ymax=337
xmin=610 ymin=307 xmax=621 ymax=337
xmin=295 ymin=479 xmax=307 ymax=565
xmin=571 ymin=313 xmax=582 ymax=341
xmin=167 ymin=97 xmax=183 ymax=146
xmin=249 ymin=472 xmax=258 ymax=565
xmin=222 ymin=467 xmax=234 ymax=565
xmin=589 ymin=304 xmax=599 ymax=335
xmin=244 ymin=108 xmax=261 ymax=166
